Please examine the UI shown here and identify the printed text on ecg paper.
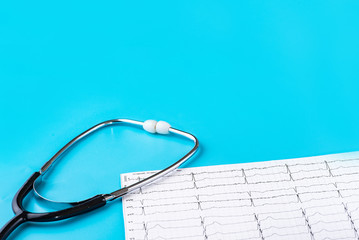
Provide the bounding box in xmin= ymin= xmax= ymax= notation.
xmin=121 ymin=152 xmax=359 ymax=240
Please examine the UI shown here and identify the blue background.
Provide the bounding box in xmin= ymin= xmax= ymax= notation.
xmin=1 ymin=1 xmax=359 ymax=239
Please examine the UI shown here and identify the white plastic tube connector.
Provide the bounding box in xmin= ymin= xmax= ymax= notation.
xmin=156 ymin=121 xmax=170 ymax=134
xmin=143 ymin=120 xmax=157 ymax=133
xmin=143 ymin=120 xmax=171 ymax=134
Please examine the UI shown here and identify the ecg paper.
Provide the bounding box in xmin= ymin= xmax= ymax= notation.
xmin=121 ymin=152 xmax=359 ymax=240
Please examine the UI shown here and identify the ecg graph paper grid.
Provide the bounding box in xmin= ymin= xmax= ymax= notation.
xmin=121 ymin=152 xmax=359 ymax=240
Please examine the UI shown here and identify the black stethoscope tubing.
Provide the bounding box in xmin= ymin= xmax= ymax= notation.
xmin=0 ymin=172 xmax=108 ymax=240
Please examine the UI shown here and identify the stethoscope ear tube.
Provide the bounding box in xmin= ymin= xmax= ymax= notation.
xmin=0 ymin=172 xmax=41 ymax=239
xmin=0 ymin=171 xmax=108 ymax=240
xmin=0 ymin=212 xmax=27 ymax=240
xmin=34 ymin=119 xmax=198 ymax=203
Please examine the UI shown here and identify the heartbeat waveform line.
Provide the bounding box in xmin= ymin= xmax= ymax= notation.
xmin=126 ymin=166 xmax=359 ymax=190
xmin=126 ymin=173 xmax=359 ymax=193
xmin=126 ymin=157 xmax=359 ymax=180
xmin=133 ymin=208 xmax=354 ymax=230
xmin=131 ymin=173 xmax=359 ymax=196
xmin=132 ymin=197 xmax=355 ymax=217
xmin=130 ymin=187 xmax=359 ymax=210
xmin=151 ymin=174 xmax=244 ymax=186
xmin=131 ymin=211 xmax=359 ymax=239
xmin=130 ymin=188 xmax=359 ymax=207
xmin=128 ymin=182 xmax=359 ymax=206
xmin=133 ymin=215 xmax=358 ymax=238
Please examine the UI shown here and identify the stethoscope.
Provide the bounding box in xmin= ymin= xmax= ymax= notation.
xmin=0 ymin=118 xmax=199 ymax=240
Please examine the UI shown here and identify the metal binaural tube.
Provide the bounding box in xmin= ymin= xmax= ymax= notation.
xmin=34 ymin=118 xmax=199 ymax=205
